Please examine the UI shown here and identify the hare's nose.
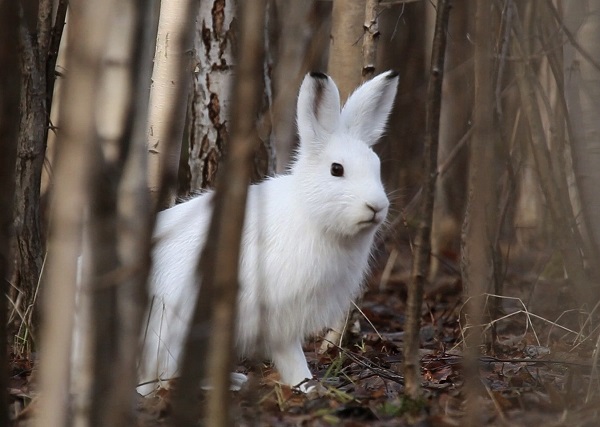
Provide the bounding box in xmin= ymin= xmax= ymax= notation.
xmin=367 ymin=202 xmax=387 ymax=215
xmin=367 ymin=204 xmax=379 ymax=215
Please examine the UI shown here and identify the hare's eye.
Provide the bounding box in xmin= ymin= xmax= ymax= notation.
xmin=330 ymin=162 xmax=344 ymax=177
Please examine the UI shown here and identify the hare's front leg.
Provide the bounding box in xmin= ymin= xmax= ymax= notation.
xmin=271 ymin=340 xmax=313 ymax=390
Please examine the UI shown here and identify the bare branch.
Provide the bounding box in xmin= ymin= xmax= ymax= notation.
xmin=543 ymin=0 xmax=600 ymax=74
xmin=45 ymin=0 xmax=68 ymax=123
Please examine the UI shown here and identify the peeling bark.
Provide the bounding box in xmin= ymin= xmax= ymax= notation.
xmin=187 ymin=0 xmax=236 ymax=191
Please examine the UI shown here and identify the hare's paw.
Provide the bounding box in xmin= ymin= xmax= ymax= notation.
xmin=293 ymin=378 xmax=324 ymax=395
xmin=272 ymin=340 xmax=313 ymax=390
xmin=200 ymin=372 xmax=248 ymax=391
xmin=230 ymin=372 xmax=248 ymax=391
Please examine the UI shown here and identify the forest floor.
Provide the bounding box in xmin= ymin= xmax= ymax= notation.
xmin=7 ymin=243 xmax=600 ymax=426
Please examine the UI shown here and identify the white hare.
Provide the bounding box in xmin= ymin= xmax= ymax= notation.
xmin=139 ymin=70 xmax=399 ymax=394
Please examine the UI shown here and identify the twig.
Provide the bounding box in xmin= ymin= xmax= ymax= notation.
xmin=378 ymin=247 xmax=398 ymax=290
xmin=485 ymin=381 xmax=509 ymax=423
xmin=323 ymin=339 xmax=405 ymax=385
xmin=45 ymin=0 xmax=68 ymax=125
xmin=543 ymin=0 xmax=600 ymax=74
xmin=351 ymin=301 xmax=383 ymax=341
xmin=391 ymin=126 xmax=472 ymax=228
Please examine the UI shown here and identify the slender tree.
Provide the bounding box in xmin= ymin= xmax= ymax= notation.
xmin=147 ymin=0 xmax=199 ymax=206
xmin=328 ymin=0 xmax=364 ymax=102
xmin=78 ymin=1 xmax=156 ymax=426
xmin=173 ymin=1 xmax=267 ymax=425
xmin=33 ymin=1 xmax=118 ymax=426
xmin=404 ymin=0 xmax=451 ymax=399
xmin=462 ymin=1 xmax=498 ymax=425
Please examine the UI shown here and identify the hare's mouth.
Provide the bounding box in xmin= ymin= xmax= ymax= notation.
xmin=358 ymin=214 xmax=384 ymax=227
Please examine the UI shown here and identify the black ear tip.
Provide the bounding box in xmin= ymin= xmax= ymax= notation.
xmin=386 ymin=70 xmax=400 ymax=79
xmin=309 ymin=71 xmax=328 ymax=80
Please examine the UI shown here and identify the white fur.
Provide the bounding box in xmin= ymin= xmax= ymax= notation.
xmin=138 ymin=71 xmax=399 ymax=393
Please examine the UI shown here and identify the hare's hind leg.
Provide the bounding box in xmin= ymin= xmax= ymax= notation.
xmin=271 ymin=340 xmax=313 ymax=391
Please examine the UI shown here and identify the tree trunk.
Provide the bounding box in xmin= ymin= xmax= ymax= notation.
xmin=328 ymin=0 xmax=364 ymax=102
xmin=82 ymin=2 xmax=155 ymax=426
xmin=361 ymin=0 xmax=380 ymax=82
xmin=147 ymin=0 xmax=198 ymax=206
xmin=462 ymin=2 xmax=499 ymax=425
xmin=184 ymin=0 xmax=236 ymax=192
xmin=0 ymin=2 xmax=21 ymax=424
xmin=13 ymin=0 xmax=53 ymax=348
xmin=33 ymin=0 xmax=117 ymax=425
xmin=429 ymin=2 xmax=473 ymax=281
xmin=270 ymin=1 xmax=321 ymax=172
xmin=404 ymin=0 xmax=451 ymax=399
xmin=377 ymin=1 xmax=427 ymax=207
xmin=173 ymin=1 xmax=267 ymax=424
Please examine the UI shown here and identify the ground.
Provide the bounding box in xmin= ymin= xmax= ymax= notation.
xmin=7 ymin=243 xmax=600 ymax=426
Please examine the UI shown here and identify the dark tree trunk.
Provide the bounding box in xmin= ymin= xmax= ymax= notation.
xmin=13 ymin=0 xmax=68 ymax=349
xmin=14 ymin=11 xmax=49 ymax=343
xmin=0 ymin=2 xmax=22 ymax=424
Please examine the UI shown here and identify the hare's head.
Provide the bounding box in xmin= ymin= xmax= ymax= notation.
xmin=292 ymin=71 xmax=399 ymax=238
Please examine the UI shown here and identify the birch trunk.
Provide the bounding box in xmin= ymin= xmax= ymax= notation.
xmin=147 ymin=0 xmax=197 ymax=205
xmin=185 ymin=0 xmax=236 ymax=191
xmin=328 ymin=0 xmax=363 ymax=102
xmin=173 ymin=1 xmax=267 ymax=423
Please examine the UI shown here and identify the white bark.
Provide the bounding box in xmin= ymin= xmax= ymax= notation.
xmin=147 ymin=0 xmax=195 ymax=204
xmin=187 ymin=0 xmax=235 ymax=190
xmin=328 ymin=0 xmax=364 ymax=102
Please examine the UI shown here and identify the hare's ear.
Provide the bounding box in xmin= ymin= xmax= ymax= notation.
xmin=297 ymin=72 xmax=341 ymax=151
xmin=340 ymin=70 xmax=399 ymax=146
